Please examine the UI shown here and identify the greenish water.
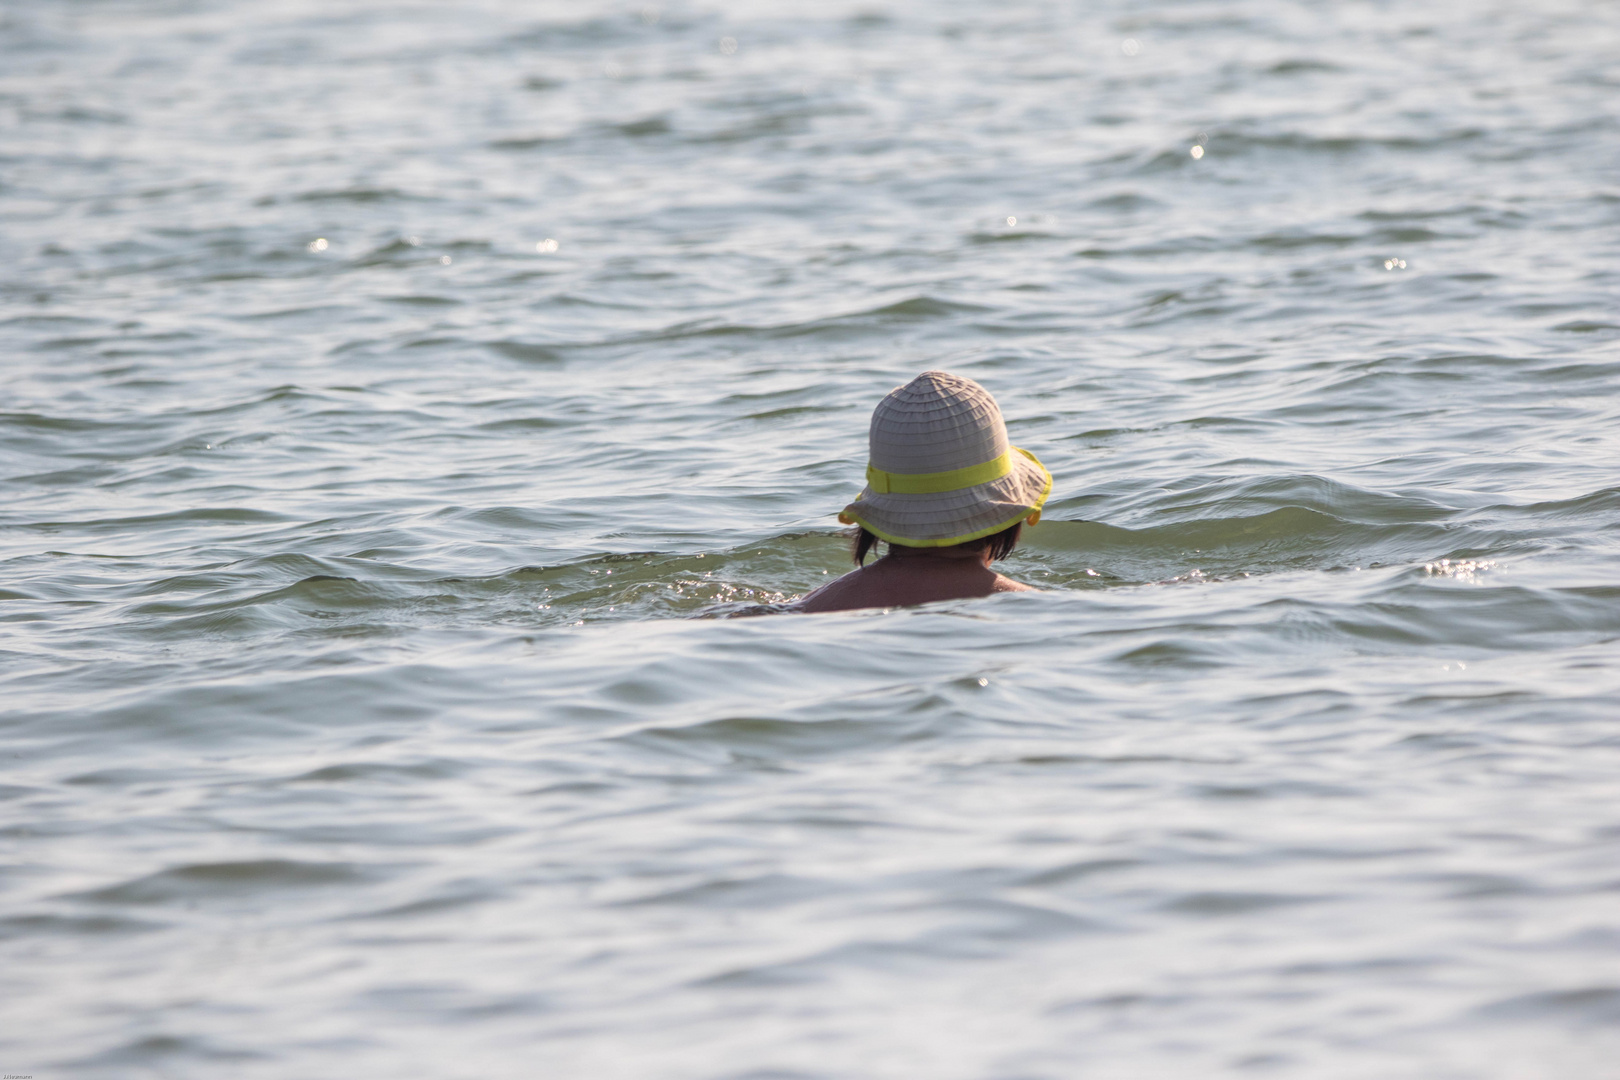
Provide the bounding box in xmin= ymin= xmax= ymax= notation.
xmin=3 ymin=0 xmax=1620 ymax=1076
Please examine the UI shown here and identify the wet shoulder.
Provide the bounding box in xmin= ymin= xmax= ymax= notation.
xmin=797 ymin=567 xmax=870 ymax=613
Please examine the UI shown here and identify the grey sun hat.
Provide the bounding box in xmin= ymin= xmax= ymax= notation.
xmin=838 ymin=371 xmax=1052 ymax=547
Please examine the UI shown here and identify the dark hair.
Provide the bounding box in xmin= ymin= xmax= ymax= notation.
xmin=852 ymin=522 xmax=1023 ymax=566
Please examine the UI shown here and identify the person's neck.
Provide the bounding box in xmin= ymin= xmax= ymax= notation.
xmin=882 ymin=543 xmax=990 ymax=567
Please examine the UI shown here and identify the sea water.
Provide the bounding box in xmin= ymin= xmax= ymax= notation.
xmin=3 ymin=1 xmax=1619 ymax=1076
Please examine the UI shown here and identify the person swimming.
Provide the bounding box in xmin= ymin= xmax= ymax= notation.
xmin=799 ymin=371 xmax=1052 ymax=613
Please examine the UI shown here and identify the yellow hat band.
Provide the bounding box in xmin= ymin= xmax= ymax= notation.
xmin=864 ymin=449 xmax=1013 ymax=495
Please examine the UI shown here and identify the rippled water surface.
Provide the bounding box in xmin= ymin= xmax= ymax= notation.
xmin=4 ymin=0 xmax=1620 ymax=1075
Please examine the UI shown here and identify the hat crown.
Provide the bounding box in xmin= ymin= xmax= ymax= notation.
xmin=868 ymin=371 xmax=1008 ymax=475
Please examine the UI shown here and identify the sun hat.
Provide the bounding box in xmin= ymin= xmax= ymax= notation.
xmin=837 ymin=371 xmax=1052 ymax=547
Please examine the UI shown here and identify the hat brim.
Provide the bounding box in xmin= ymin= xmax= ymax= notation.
xmin=840 ymin=447 xmax=1052 ymax=547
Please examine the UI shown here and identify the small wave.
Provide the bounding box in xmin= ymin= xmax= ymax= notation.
xmin=0 ymin=912 xmax=160 ymax=940
xmin=967 ymin=229 xmax=1055 ymax=244
xmin=488 ymin=134 xmax=555 ymax=150
xmin=1474 ymin=986 xmax=1620 ymax=1026
xmin=1162 ymin=891 xmax=1317 ymax=915
xmin=595 ymin=294 xmax=993 ymax=347
xmin=1482 ymin=486 xmax=1620 ymax=521
xmin=1086 ymin=192 xmax=1164 ymax=211
xmin=484 ymin=340 xmax=566 ymax=364
xmin=502 ymin=15 xmax=642 ymax=49
xmin=289 ymin=186 xmax=424 ymax=204
xmin=1207 ymin=128 xmax=1489 ymax=155
xmin=1264 ymin=59 xmax=1343 ymax=75
xmin=23 ymin=507 xmax=289 ymax=533
xmin=604 ymin=115 xmax=673 ymax=138
xmin=72 ymin=859 xmax=368 ymax=906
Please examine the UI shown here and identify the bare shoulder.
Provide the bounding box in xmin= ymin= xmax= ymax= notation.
xmin=797 ymin=568 xmax=867 ymax=613
xmin=799 ymin=564 xmax=1034 ymax=613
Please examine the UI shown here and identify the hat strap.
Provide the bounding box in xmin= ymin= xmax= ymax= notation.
xmin=865 ymin=449 xmax=1013 ymax=495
